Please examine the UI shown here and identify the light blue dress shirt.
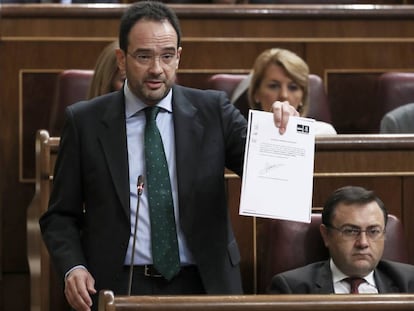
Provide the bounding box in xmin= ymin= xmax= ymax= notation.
xmin=123 ymin=81 xmax=195 ymax=266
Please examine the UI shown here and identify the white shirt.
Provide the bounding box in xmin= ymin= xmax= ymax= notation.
xmin=330 ymin=259 xmax=379 ymax=294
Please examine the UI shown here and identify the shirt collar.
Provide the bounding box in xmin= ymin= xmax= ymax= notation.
xmin=330 ymin=258 xmax=376 ymax=286
xmin=124 ymin=80 xmax=173 ymax=118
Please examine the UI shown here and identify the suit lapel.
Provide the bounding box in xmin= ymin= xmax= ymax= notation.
xmin=374 ymin=267 xmax=399 ymax=293
xmin=98 ymin=92 xmax=130 ymax=218
xmin=171 ymin=86 xmax=204 ymax=213
xmin=315 ymin=261 xmax=335 ymax=293
xmin=96 ymin=87 xmax=206 ymax=219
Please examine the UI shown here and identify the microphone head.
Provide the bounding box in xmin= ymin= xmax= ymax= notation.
xmin=137 ymin=175 xmax=144 ymax=195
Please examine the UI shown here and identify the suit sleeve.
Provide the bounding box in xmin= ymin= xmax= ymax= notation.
xmin=380 ymin=114 xmax=399 ymax=133
xmin=39 ymin=106 xmax=87 ymax=279
xmin=267 ymin=274 xmax=294 ymax=294
xmin=220 ymin=92 xmax=247 ymax=176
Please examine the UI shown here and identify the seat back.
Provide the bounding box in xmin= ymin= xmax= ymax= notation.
xmin=207 ymin=73 xmax=332 ymax=123
xmin=308 ymin=74 xmax=332 ymax=123
xmin=207 ymin=73 xmax=248 ymax=99
xmin=376 ymin=72 xmax=414 ymax=119
xmin=49 ymin=69 xmax=94 ymax=136
xmin=256 ymin=213 xmax=408 ymax=294
xmin=207 ymin=73 xmax=250 ymax=119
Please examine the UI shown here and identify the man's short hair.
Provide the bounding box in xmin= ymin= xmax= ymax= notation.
xmin=119 ymin=1 xmax=182 ymax=52
xmin=322 ymin=186 xmax=388 ymax=226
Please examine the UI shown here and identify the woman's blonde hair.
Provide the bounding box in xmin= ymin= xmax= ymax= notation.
xmin=248 ymin=48 xmax=310 ymax=116
xmin=87 ymin=41 xmax=122 ymax=99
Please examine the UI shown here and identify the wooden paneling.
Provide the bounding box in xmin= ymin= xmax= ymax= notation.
xmin=3 ymin=4 xmax=414 ymax=311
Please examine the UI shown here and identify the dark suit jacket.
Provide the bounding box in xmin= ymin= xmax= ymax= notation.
xmin=380 ymin=102 xmax=414 ymax=133
xmin=268 ymin=260 xmax=414 ymax=294
xmin=39 ymin=85 xmax=246 ymax=297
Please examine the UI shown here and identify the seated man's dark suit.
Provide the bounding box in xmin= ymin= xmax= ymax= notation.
xmin=268 ymin=260 xmax=414 ymax=294
xmin=380 ymin=102 xmax=414 ymax=133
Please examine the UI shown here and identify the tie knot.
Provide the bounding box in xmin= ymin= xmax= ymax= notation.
xmin=344 ymin=277 xmax=365 ymax=294
xmin=145 ymin=106 xmax=160 ymax=121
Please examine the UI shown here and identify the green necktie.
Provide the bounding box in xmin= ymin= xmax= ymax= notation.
xmin=144 ymin=106 xmax=180 ymax=281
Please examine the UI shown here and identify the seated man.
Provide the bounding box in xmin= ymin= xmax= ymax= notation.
xmin=268 ymin=186 xmax=414 ymax=294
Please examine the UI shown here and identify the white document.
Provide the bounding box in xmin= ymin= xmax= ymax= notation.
xmin=239 ymin=110 xmax=315 ymax=223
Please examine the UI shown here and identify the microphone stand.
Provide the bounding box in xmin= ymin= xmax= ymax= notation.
xmin=127 ymin=175 xmax=144 ymax=296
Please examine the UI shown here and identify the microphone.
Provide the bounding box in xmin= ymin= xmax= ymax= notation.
xmin=127 ymin=175 xmax=144 ymax=296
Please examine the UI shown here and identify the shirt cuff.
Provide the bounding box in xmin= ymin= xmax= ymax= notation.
xmin=64 ymin=265 xmax=87 ymax=281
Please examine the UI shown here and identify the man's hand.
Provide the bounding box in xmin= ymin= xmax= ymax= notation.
xmin=65 ymin=268 xmax=97 ymax=311
xmin=270 ymin=101 xmax=300 ymax=134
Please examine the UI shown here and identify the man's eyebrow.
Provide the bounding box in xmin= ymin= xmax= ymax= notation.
xmin=340 ymin=224 xmax=382 ymax=229
xmin=339 ymin=224 xmax=361 ymax=229
xmin=128 ymin=48 xmax=150 ymax=54
xmin=161 ymin=47 xmax=177 ymax=52
xmin=131 ymin=47 xmax=176 ymax=53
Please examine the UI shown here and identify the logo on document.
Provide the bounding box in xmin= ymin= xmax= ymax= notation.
xmin=297 ymin=124 xmax=310 ymax=134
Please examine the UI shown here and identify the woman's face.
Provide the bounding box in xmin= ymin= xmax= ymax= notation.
xmin=254 ymin=63 xmax=304 ymax=113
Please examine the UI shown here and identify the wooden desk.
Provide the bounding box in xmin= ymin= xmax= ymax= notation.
xmin=98 ymin=290 xmax=414 ymax=311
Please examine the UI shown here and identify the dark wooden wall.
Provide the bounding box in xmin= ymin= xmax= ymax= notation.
xmin=2 ymin=4 xmax=414 ymax=310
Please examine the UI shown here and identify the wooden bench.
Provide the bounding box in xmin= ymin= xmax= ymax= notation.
xmin=28 ymin=130 xmax=414 ymax=310
xmin=27 ymin=130 xmax=64 ymax=311
xmin=98 ymin=290 xmax=414 ymax=311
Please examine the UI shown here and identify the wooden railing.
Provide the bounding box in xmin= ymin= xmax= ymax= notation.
xmin=98 ymin=290 xmax=414 ymax=311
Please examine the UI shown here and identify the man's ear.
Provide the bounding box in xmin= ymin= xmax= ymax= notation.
xmin=175 ymin=46 xmax=182 ymax=70
xmin=320 ymin=224 xmax=330 ymax=248
xmin=115 ymin=48 xmax=126 ymax=73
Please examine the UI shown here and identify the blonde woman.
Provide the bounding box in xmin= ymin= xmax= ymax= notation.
xmin=87 ymin=41 xmax=126 ymax=99
xmin=234 ymin=48 xmax=336 ymax=135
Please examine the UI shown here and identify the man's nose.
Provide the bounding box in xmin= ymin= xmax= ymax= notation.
xmin=148 ymin=56 xmax=163 ymax=72
xmin=355 ymin=231 xmax=369 ymax=246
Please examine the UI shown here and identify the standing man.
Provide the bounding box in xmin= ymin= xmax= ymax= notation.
xmin=268 ymin=186 xmax=414 ymax=294
xmin=40 ymin=2 xmax=298 ymax=311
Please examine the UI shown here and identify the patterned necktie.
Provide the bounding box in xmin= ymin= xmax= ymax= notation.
xmin=144 ymin=106 xmax=180 ymax=281
xmin=344 ymin=277 xmax=365 ymax=294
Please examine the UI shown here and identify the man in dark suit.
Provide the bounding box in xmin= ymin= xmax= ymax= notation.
xmin=380 ymin=103 xmax=414 ymax=133
xmin=39 ymin=2 xmax=298 ymax=311
xmin=268 ymin=186 xmax=414 ymax=294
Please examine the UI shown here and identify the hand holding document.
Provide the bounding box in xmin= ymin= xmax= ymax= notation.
xmin=239 ymin=110 xmax=315 ymax=223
